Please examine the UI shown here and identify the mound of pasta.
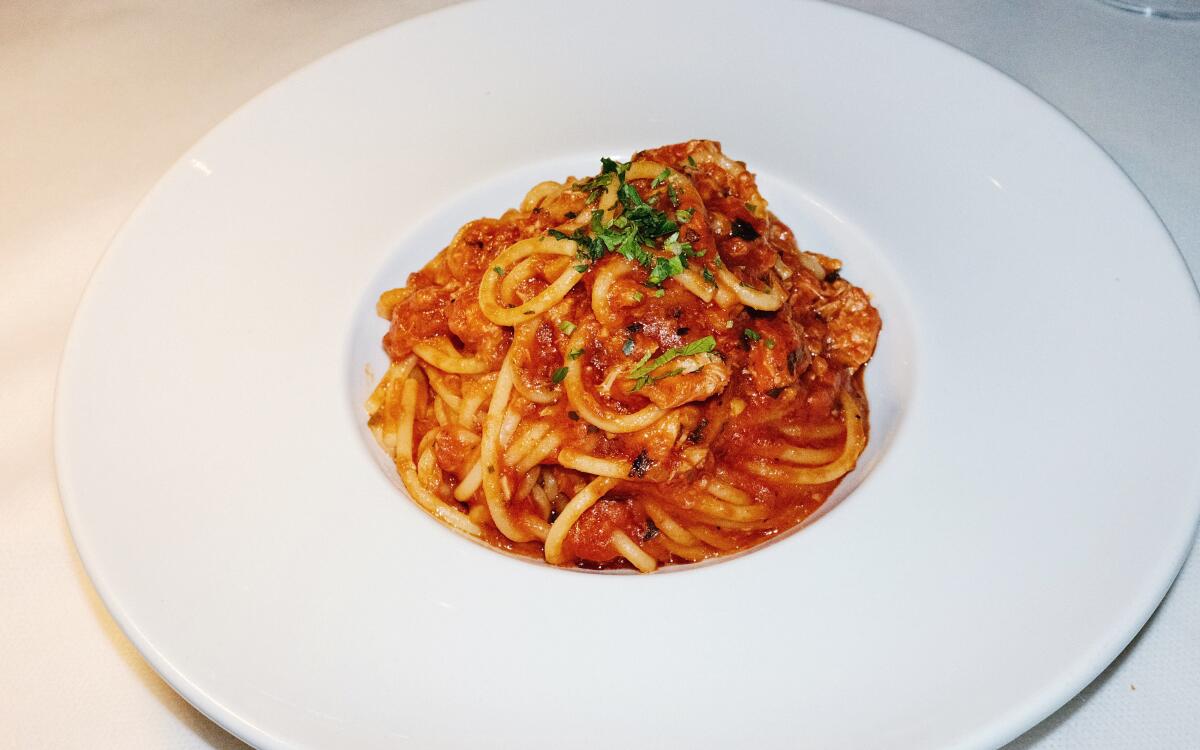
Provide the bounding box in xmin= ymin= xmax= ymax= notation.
xmin=367 ymin=140 xmax=881 ymax=571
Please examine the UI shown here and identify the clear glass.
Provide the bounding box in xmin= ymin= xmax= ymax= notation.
xmin=1099 ymin=0 xmax=1200 ymax=19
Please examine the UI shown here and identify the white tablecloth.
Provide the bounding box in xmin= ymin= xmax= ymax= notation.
xmin=2 ymin=1 xmax=1196 ymax=747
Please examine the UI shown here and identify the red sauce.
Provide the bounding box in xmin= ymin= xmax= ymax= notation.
xmin=374 ymin=140 xmax=881 ymax=570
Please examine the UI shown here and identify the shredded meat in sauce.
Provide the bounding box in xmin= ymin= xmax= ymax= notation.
xmin=369 ymin=140 xmax=881 ymax=570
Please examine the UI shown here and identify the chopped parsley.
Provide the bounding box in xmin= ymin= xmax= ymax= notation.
xmin=647 ymin=232 xmax=702 ymax=285
xmin=654 ymin=289 xmax=665 ymax=298
xmin=648 ymin=255 xmax=685 ymax=285
xmin=558 ymin=320 xmax=576 ymax=335
xmin=590 ymin=211 xmax=652 ymax=267
xmin=686 ymin=155 xmax=697 ymax=168
xmin=627 ymin=336 xmax=717 ymax=392
xmin=567 ymin=348 xmax=584 ymax=360
xmin=745 ymin=202 xmax=757 ymax=215
xmin=549 ymin=217 xmax=605 ymax=263
xmin=573 ymin=172 xmax=612 ymax=205
xmin=493 ymin=266 xmax=504 ymax=277
xmin=572 ymin=159 xmax=628 ymax=204
xmin=600 ymin=157 xmax=628 ymax=179
xmin=663 ymin=232 xmax=693 ymax=257
xmin=743 ymin=328 xmax=762 ymax=343
xmin=551 ymin=366 xmax=569 ymax=384
xmin=549 ymin=226 xmax=601 ymax=265
xmin=632 ymin=291 xmax=644 ymax=303
xmin=551 ymin=158 xmax=704 ymax=288
xmin=702 ymin=267 xmax=715 ymax=285
xmin=618 ymin=183 xmax=678 ymax=238
xmin=765 ymin=337 xmax=776 ymax=350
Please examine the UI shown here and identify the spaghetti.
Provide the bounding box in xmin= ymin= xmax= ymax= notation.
xmin=367 ymin=140 xmax=881 ymax=571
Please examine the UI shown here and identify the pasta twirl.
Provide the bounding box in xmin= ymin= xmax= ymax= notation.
xmin=367 ymin=140 xmax=881 ymax=571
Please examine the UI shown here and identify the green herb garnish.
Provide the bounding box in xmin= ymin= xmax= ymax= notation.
xmin=551 ymin=366 xmax=569 ymax=384
xmin=647 ymin=232 xmax=700 ymax=285
xmin=648 ymin=255 xmax=685 ymax=285
xmin=600 ymin=157 xmax=629 ymax=179
xmin=572 ymin=159 xmax=628 ymax=204
xmin=663 ymin=232 xmax=692 ymax=257
xmin=743 ymin=328 xmax=762 ymax=343
xmin=556 ymin=158 xmax=708 ymax=289
xmin=617 ymin=182 xmax=678 ymax=238
xmin=589 ymin=210 xmax=652 ymax=267
xmin=493 ymin=266 xmax=505 ymax=277
xmin=558 ymin=320 xmax=576 ymax=335
xmin=573 ymin=173 xmax=612 ymax=205
xmin=627 ymin=336 xmax=717 ymax=391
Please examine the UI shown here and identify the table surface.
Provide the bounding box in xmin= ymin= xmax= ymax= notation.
xmin=2 ymin=1 xmax=1197 ymax=748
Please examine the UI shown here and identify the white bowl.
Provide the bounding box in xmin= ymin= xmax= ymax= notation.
xmin=57 ymin=1 xmax=1200 ymax=748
